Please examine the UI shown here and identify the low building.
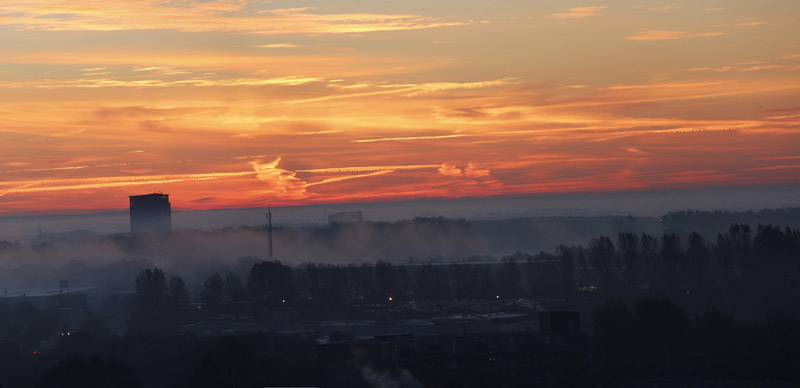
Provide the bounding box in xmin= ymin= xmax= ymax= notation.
xmin=0 ymin=287 xmax=95 ymax=310
xmin=319 ymin=329 xmax=588 ymax=387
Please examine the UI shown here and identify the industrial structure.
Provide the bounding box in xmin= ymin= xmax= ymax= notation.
xmin=267 ymin=205 xmax=273 ymax=261
xmin=129 ymin=193 xmax=172 ymax=234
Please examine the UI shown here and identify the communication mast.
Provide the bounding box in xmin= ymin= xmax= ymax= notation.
xmin=267 ymin=205 xmax=273 ymax=261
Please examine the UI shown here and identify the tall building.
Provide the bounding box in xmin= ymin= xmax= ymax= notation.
xmin=130 ymin=193 xmax=171 ymax=234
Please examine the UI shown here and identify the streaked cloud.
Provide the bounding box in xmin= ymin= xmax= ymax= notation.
xmin=604 ymin=81 xmax=727 ymax=91
xmin=690 ymin=63 xmax=798 ymax=73
xmin=0 ymin=75 xmax=324 ymax=89
xmin=0 ymin=1 xmax=469 ymax=34
xmin=0 ymin=171 xmax=255 ymax=197
xmin=548 ymin=6 xmax=607 ymax=19
xmin=306 ymin=170 xmax=394 ymax=187
xmin=298 ymin=165 xmax=440 ymax=174
xmin=291 ymin=78 xmax=517 ymax=104
xmin=256 ymin=44 xmax=304 ymax=48
xmin=626 ymin=30 xmax=724 ymax=41
xmin=735 ymin=21 xmax=767 ymax=27
xmin=351 ymin=134 xmax=468 ymax=143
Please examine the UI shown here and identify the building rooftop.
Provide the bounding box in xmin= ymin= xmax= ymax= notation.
xmin=1 ymin=286 xmax=96 ymax=299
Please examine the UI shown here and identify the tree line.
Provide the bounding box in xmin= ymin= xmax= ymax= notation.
xmin=123 ymin=223 xmax=800 ymax=333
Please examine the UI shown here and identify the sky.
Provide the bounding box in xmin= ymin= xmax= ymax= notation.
xmin=0 ymin=0 xmax=799 ymax=217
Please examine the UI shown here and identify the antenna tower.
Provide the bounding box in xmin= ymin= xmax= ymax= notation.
xmin=267 ymin=205 xmax=273 ymax=261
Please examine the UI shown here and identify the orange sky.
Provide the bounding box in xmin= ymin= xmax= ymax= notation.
xmin=1 ymin=0 xmax=799 ymax=215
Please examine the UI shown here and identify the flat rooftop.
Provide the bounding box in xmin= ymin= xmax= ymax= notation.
xmin=1 ymin=286 xmax=97 ymax=298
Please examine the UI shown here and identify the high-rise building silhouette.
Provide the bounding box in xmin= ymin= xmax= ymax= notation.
xmin=129 ymin=193 xmax=171 ymax=234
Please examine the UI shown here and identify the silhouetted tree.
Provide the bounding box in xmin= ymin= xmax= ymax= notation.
xmin=590 ymin=236 xmax=620 ymax=298
xmin=557 ymin=246 xmax=576 ymax=298
xmin=247 ymin=261 xmax=296 ymax=314
xmin=655 ymin=233 xmax=681 ymax=299
xmin=200 ymin=273 xmax=224 ymax=318
xmin=224 ymin=272 xmax=246 ymax=302
xmin=617 ymin=233 xmax=639 ymax=294
xmin=375 ymin=260 xmax=398 ymax=303
xmin=130 ymin=268 xmax=173 ymax=333
xmin=640 ymin=233 xmax=659 ymax=290
xmin=169 ymin=276 xmax=190 ymax=305
xmin=414 ymin=263 xmax=450 ymax=302
xmin=497 ymin=258 xmax=523 ymax=299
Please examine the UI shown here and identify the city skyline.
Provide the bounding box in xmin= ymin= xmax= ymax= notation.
xmin=1 ymin=0 xmax=799 ymax=216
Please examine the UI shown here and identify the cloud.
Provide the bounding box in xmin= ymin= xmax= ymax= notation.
xmin=626 ymin=148 xmax=651 ymax=155
xmin=306 ymin=170 xmax=394 ymax=186
xmin=191 ymin=197 xmax=217 ymax=203
xmin=351 ymin=134 xmax=468 ymax=143
xmin=438 ymin=163 xmax=463 ymax=177
xmin=250 ymin=157 xmax=307 ymax=199
xmin=464 ymin=162 xmax=490 ymax=178
xmin=0 ymin=171 xmax=255 ymax=198
xmin=20 ymin=165 xmax=88 ymax=172
xmin=2 ymin=64 xmax=800 ymax=214
xmin=604 ymin=81 xmax=727 ymax=91
xmin=293 ymin=78 xmax=518 ymax=104
xmin=548 ymin=6 xmax=607 ymax=19
xmin=739 ymin=65 xmax=791 ymax=72
xmin=0 ymin=1 xmax=469 ymax=35
xmin=0 ymin=75 xmax=324 ymax=89
xmin=436 ymin=162 xmax=490 ymax=178
xmin=626 ymin=30 xmax=724 ymax=41
xmin=298 ymin=165 xmax=439 ymax=173
xmin=255 ymin=43 xmax=304 ymax=48
xmin=79 ymin=67 xmax=108 ymax=72
xmin=398 ymin=78 xmax=518 ymax=96
xmin=690 ymin=64 xmax=795 ymax=73
xmin=735 ymin=21 xmax=767 ymax=27
xmin=746 ymin=164 xmax=800 ymax=171
xmin=297 ymin=130 xmax=341 ymax=135
xmin=249 ymin=159 xmax=441 ymax=200
xmin=689 ymin=67 xmax=734 ymax=72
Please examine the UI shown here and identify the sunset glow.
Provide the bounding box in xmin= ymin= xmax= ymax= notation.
xmin=1 ymin=0 xmax=799 ymax=215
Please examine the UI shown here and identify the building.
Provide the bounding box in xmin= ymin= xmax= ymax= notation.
xmin=130 ymin=193 xmax=171 ymax=234
xmin=328 ymin=211 xmax=363 ymax=224
xmin=0 ymin=286 xmax=95 ymax=310
xmin=319 ymin=329 xmax=588 ymax=387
